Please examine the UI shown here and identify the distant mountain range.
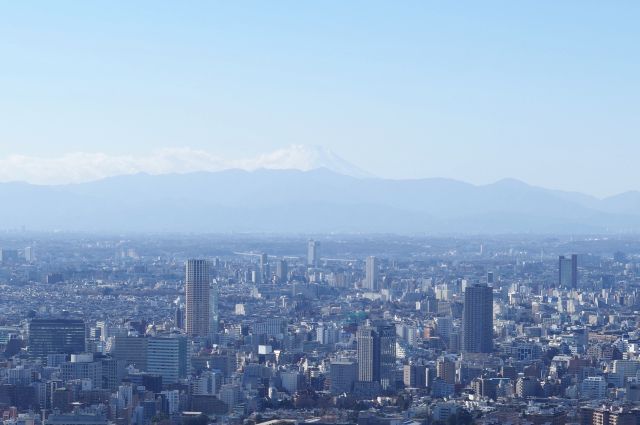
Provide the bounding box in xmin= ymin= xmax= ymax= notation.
xmin=1 ymin=168 xmax=640 ymax=234
xmin=0 ymin=145 xmax=374 ymax=185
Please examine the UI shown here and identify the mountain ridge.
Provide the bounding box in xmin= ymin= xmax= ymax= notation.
xmin=0 ymin=145 xmax=375 ymax=185
xmin=1 ymin=168 xmax=639 ymax=234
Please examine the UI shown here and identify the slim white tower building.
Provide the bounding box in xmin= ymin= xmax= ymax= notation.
xmin=210 ymin=281 xmax=219 ymax=337
xmin=185 ymin=259 xmax=210 ymax=337
xmin=307 ymin=240 xmax=320 ymax=267
xmin=365 ymin=256 xmax=379 ymax=291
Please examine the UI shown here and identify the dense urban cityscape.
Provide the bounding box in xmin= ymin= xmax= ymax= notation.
xmin=2 ymin=2 xmax=637 ymax=425
xmin=0 ymin=233 xmax=640 ymax=425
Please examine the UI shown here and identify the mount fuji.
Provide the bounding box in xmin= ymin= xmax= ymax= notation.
xmin=0 ymin=145 xmax=373 ymax=185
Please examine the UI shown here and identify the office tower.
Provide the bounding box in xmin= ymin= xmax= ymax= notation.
xmin=378 ymin=323 xmax=396 ymax=390
xmin=251 ymin=268 xmax=261 ymax=285
xmin=160 ymin=390 xmax=180 ymax=415
xmin=101 ymin=357 xmax=127 ymax=391
xmin=280 ymin=371 xmax=305 ymax=394
xmin=403 ymin=364 xmax=427 ymax=388
xmin=185 ymin=259 xmax=210 ymax=337
xmin=365 ymin=256 xmax=379 ymax=291
xmin=307 ymin=239 xmax=320 ymax=267
xmin=424 ymin=294 xmax=438 ymax=313
xmin=259 ymin=253 xmax=269 ymax=282
xmin=128 ymin=372 xmax=163 ymax=393
xmin=113 ymin=336 xmax=148 ymax=371
xmin=210 ymin=281 xmax=219 ymax=335
xmin=581 ymin=376 xmax=607 ymax=399
xmin=24 ymin=246 xmax=35 ymax=262
xmin=357 ymin=325 xmax=379 ymax=383
xmin=28 ymin=317 xmax=86 ymax=361
xmin=193 ymin=370 xmax=223 ymax=395
xmin=330 ymin=361 xmax=357 ymax=394
xmin=147 ymin=336 xmax=188 ymax=384
xmin=436 ymin=357 xmax=456 ymax=384
xmin=357 ymin=322 xmax=396 ymax=390
xmin=174 ymin=304 xmax=184 ymax=330
xmin=60 ymin=354 xmax=102 ymax=389
xmin=435 ymin=316 xmax=453 ymax=343
xmin=219 ymin=383 xmax=243 ymax=412
xmin=275 ymin=259 xmax=288 ymax=283
xmin=462 ymin=283 xmax=493 ymax=353
xmin=559 ymin=254 xmax=578 ymax=289
xmin=487 ymin=271 xmax=494 ymax=284
xmin=316 ymin=322 xmax=340 ymax=345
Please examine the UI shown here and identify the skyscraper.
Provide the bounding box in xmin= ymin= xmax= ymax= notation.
xmin=275 ymin=259 xmax=288 ymax=283
xmin=185 ymin=259 xmax=210 ymax=337
xmin=365 ymin=256 xmax=379 ymax=291
xmin=307 ymin=240 xmax=320 ymax=267
xmin=357 ymin=322 xmax=396 ymax=390
xmin=559 ymin=254 xmax=578 ymax=289
xmin=357 ymin=325 xmax=379 ymax=383
xmin=462 ymin=283 xmax=493 ymax=353
xmin=378 ymin=323 xmax=396 ymax=390
xmin=259 ymin=253 xmax=269 ymax=283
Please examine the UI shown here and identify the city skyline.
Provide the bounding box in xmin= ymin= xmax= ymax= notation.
xmin=0 ymin=231 xmax=639 ymax=422
xmin=1 ymin=2 xmax=640 ymax=423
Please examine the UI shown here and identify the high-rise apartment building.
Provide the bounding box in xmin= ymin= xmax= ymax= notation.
xmin=307 ymin=240 xmax=320 ymax=267
xmin=365 ymin=256 xmax=379 ymax=291
xmin=185 ymin=259 xmax=210 ymax=337
xmin=462 ymin=283 xmax=493 ymax=353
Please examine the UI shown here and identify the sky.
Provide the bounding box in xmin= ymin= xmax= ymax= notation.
xmin=0 ymin=1 xmax=638 ymax=197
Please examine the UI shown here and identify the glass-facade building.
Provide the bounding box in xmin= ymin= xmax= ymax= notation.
xmin=28 ymin=318 xmax=86 ymax=361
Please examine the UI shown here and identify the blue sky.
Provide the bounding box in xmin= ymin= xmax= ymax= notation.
xmin=0 ymin=1 xmax=638 ymax=196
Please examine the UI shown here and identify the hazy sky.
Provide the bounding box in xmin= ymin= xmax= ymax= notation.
xmin=0 ymin=1 xmax=638 ymax=196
